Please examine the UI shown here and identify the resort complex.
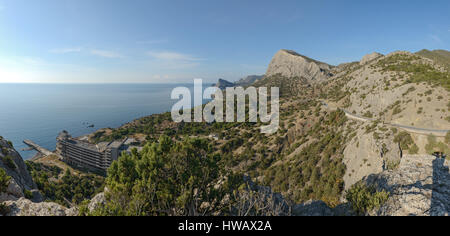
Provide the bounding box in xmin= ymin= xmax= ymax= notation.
xmin=56 ymin=130 xmax=136 ymax=172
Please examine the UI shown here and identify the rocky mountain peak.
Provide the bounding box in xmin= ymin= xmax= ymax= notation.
xmin=360 ymin=52 xmax=383 ymax=65
xmin=265 ymin=49 xmax=333 ymax=83
xmin=215 ymin=78 xmax=234 ymax=89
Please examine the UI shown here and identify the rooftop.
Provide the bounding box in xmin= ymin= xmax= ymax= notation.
xmin=60 ymin=131 xmax=126 ymax=153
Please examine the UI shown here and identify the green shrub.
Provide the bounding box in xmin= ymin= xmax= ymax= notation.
xmin=394 ymin=131 xmax=417 ymax=153
xmin=24 ymin=189 xmax=33 ymax=199
xmin=2 ymin=155 xmax=16 ymax=170
xmin=425 ymin=135 xmax=450 ymax=155
xmin=409 ymin=143 xmax=419 ymax=154
xmin=392 ymin=106 xmax=402 ymax=115
xmin=377 ymin=55 xmax=450 ymax=91
xmin=363 ymin=111 xmax=373 ymax=118
xmin=386 ymin=160 xmax=400 ymax=170
xmin=96 ymin=136 xmax=242 ymax=216
xmin=0 ymin=168 xmax=11 ymax=193
xmin=0 ymin=203 xmax=10 ymax=216
xmin=26 ymin=161 xmax=105 ymax=207
xmin=346 ymin=183 xmax=389 ymax=215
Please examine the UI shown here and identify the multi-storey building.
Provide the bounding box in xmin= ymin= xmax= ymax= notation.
xmin=56 ymin=130 xmax=124 ymax=172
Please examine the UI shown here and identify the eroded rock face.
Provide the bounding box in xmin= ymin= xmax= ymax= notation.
xmin=365 ymin=155 xmax=450 ymax=216
xmin=266 ymin=50 xmax=333 ymax=82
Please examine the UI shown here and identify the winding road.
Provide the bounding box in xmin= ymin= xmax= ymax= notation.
xmin=321 ymin=101 xmax=450 ymax=137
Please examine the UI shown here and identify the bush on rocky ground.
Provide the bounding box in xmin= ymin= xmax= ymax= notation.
xmin=345 ymin=183 xmax=389 ymax=215
xmin=0 ymin=168 xmax=11 ymax=193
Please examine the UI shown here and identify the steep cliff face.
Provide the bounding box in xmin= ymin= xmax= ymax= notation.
xmin=0 ymin=138 xmax=35 ymax=191
xmin=342 ymin=126 xmax=401 ymax=190
xmin=265 ymin=49 xmax=333 ymax=82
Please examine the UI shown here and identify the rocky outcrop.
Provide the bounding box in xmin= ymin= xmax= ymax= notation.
xmin=365 ymin=155 xmax=449 ymax=216
xmin=87 ymin=192 xmax=106 ymax=212
xmin=214 ymin=75 xmax=263 ymax=89
xmin=236 ymin=176 xmax=351 ymax=216
xmin=0 ymin=179 xmax=24 ymax=202
xmin=215 ymin=78 xmax=235 ymax=89
xmin=265 ymin=49 xmax=333 ymax=82
xmin=0 ymin=138 xmax=36 ymax=191
xmin=234 ymin=75 xmax=264 ymax=87
xmin=343 ymin=126 xmax=401 ymax=190
xmin=0 ymin=136 xmax=71 ymax=216
xmin=293 ymin=200 xmax=335 ymax=216
xmin=360 ymin=52 xmax=383 ymax=65
xmin=3 ymin=198 xmax=77 ymax=216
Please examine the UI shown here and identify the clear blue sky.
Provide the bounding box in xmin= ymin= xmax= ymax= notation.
xmin=0 ymin=0 xmax=449 ymax=83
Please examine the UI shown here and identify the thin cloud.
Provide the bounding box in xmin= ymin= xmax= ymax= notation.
xmin=50 ymin=47 xmax=82 ymax=54
xmin=147 ymin=51 xmax=202 ymax=61
xmin=137 ymin=39 xmax=168 ymax=45
xmin=90 ymin=49 xmax=123 ymax=58
xmin=146 ymin=51 xmax=204 ymax=70
xmin=429 ymin=34 xmax=442 ymax=43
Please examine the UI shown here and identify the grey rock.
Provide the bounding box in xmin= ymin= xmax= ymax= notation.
xmin=234 ymin=75 xmax=264 ymax=87
xmin=266 ymin=49 xmax=333 ymax=82
xmin=4 ymin=198 xmax=72 ymax=216
xmin=360 ymin=52 xmax=383 ymax=65
xmin=0 ymin=193 xmax=18 ymax=202
xmin=65 ymin=207 xmax=79 ymax=216
xmin=365 ymin=155 xmax=450 ymax=216
xmin=30 ymin=189 xmax=44 ymax=203
xmin=215 ymin=78 xmax=234 ymax=89
xmin=0 ymin=139 xmax=36 ymax=191
xmin=6 ymin=178 xmax=24 ymax=199
xmin=292 ymin=200 xmax=334 ymax=216
xmin=88 ymin=192 xmax=106 ymax=212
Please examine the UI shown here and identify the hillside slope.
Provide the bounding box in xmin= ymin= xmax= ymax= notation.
xmin=76 ymin=48 xmax=450 ymax=216
xmin=416 ymin=49 xmax=450 ymax=71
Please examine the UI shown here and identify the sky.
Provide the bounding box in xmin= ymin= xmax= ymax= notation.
xmin=0 ymin=0 xmax=449 ymax=84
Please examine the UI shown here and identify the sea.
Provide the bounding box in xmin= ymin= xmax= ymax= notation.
xmin=0 ymin=83 xmax=210 ymax=159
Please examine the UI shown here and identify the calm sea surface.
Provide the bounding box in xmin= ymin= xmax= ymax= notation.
xmin=0 ymin=83 xmax=207 ymax=159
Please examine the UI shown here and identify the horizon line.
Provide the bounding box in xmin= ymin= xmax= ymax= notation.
xmin=0 ymin=81 xmax=217 ymax=85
